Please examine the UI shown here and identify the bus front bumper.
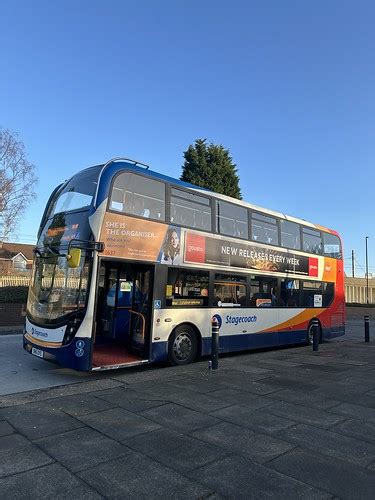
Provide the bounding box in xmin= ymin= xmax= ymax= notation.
xmin=23 ymin=335 xmax=92 ymax=371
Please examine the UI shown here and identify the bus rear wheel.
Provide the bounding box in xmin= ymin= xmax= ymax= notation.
xmin=168 ymin=325 xmax=198 ymax=366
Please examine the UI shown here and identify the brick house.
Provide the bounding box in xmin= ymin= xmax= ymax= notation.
xmin=0 ymin=242 xmax=34 ymax=275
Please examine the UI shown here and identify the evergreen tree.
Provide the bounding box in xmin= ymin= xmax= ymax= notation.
xmin=181 ymin=139 xmax=241 ymax=199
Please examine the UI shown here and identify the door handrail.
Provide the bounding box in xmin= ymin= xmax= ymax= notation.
xmin=130 ymin=310 xmax=146 ymax=339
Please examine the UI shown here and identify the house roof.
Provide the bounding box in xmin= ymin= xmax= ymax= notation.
xmin=0 ymin=242 xmax=35 ymax=261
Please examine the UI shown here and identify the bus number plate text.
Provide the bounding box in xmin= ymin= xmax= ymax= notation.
xmin=31 ymin=347 xmax=44 ymax=358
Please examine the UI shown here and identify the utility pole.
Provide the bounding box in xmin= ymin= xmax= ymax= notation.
xmin=365 ymin=236 xmax=369 ymax=304
xmin=352 ymin=250 xmax=355 ymax=278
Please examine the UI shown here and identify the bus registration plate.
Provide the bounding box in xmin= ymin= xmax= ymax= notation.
xmin=31 ymin=347 xmax=44 ymax=358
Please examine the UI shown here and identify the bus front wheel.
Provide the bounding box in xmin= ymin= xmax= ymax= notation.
xmin=168 ymin=325 xmax=198 ymax=366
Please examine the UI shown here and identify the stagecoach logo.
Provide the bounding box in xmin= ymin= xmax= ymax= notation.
xmin=75 ymin=348 xmax=84 ymax=357
xmin=225 ymin=315 xmax=257 ymax=326
xmin=212 ymin=313 xmax=257 ymax=328
xmin=31 ymin=326 xmax=48 ymax=338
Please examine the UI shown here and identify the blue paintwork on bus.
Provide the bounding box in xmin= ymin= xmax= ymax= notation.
xmin=201 ymin=330 xmax=308 ymax=357
xmin=150 ymin=341 xmax=168 ymax=363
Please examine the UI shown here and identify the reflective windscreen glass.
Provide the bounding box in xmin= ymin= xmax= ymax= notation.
xmin=50 ymin=166 xmax=101 ymax=216
xmin=27 ymin=250 xmax=91 ymax=323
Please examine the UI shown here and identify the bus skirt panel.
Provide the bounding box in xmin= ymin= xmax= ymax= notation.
xmin=201 ymin=329 xmax=308 ymax=356
xmin=323 ymin=325 xmax=345 ymax=339
xmin=23 ymin=336 xmax=92 ymax=371
xmin=201 ymin=331 xmax=278 ymax=355
xmin=201 ymin=325 xmax=344 ymax=357
xmin=150 ymin=342 xmax=169 ymax=363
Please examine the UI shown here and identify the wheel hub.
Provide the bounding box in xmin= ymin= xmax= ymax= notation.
xmin=173 ymin=333 xmax=192 ymax=360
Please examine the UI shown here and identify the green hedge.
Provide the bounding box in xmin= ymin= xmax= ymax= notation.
xmin=0 ymin=286 xmax=29 ymax=303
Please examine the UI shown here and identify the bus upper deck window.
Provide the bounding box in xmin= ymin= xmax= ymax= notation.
xmin=323 ymin=233 xmax=342 ymax=259
xmin=280 ymin=220 xmax=301 ymax=250
xmin=302 ymin=227 xmax=322 ymax=255
xmin=110 ymin=172 xmax=165 ymax=221
xmin=170 ymin=188 xmax=211 ymax=231
xmin=217 ymin=201 xmax=248 ymax=239
xmin=251 ymin=213 xmax=279 ymax=246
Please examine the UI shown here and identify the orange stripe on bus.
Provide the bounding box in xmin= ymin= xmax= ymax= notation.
xmin=260 ymin=309 xmax=325 ymax=333
xmin=24 ymin=333 xmax=63 ymax=348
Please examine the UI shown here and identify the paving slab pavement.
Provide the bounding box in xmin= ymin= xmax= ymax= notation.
xmin=1 ymin=318 xmax=375 ymax=497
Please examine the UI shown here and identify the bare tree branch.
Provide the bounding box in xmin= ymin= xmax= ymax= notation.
xmin=0 ymin=128 xmax=38 ymax=239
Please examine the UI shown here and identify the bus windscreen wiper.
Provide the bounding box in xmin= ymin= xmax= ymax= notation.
xmin=33 ymin=245 xmax=66 ymax=258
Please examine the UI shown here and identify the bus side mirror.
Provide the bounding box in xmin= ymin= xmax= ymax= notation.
xmin=67 ymin=248 xmax=81 ymax=268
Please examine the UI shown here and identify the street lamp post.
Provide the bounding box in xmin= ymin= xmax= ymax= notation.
xmin=365 ymin=236 xmax=369 ymax=304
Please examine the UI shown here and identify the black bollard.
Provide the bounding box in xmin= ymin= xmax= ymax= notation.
xmin=211 ymin=316 xmax=220 ymax=370
xmin=312 ymin=318 xmax=319 ymax=352
xmin=365 ymin=315 xmax=370 ymax=343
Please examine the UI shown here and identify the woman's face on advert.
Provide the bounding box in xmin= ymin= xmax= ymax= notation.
xmin=170 ymin=231 xmax=179 ymax=248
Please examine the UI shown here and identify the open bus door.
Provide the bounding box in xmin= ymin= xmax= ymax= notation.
xmin=92 ymin=261 xmax=154 ymax=370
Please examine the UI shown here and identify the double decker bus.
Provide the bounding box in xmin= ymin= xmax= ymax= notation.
xmin=24 ymin=158 xmax=345 ymax=371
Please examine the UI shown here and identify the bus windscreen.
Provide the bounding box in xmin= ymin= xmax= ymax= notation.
xmin=49 ymin=166 xmax=101 ymax=216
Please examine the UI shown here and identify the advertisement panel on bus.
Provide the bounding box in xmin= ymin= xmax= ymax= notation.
xmin=100 ymin=212 xmax=336 ymax=281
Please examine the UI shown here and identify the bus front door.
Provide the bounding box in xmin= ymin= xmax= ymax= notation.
xmin=96 ymin=262 xmax=153 ymax=359
xmin=128 ymin=267 xmax=153 ymax=354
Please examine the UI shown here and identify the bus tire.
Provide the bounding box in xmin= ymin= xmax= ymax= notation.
xmin=307 ymin=321 xmax=322 ymax=345
xmin=168 ymin=325 xmax=198 ymax=366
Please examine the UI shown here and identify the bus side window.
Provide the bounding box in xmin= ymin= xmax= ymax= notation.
xmin=166 ymin=268 xmax=209 ymax=306
xmin=280 ymin=279 xmax=300 ymax=307
xmin=323 ymin=283 xmax=334 ymax=306
xmin=249 ymin=295 xmax=257 ymax=307
xmin=238 ymin=292 xmax=246 ymax=306
xmin=250 ymin=276 xmax=277 ymax=307
xmin=214 ymin=274 xmax=247 ymax=307
xmin=302 ymin=281 xmax=322 ymax=307
xmin=110 ymin=172 xmax=166 ymax=221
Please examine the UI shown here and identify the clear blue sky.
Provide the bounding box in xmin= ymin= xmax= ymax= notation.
xmin=1 ymin=0 xmax=374 ymax=277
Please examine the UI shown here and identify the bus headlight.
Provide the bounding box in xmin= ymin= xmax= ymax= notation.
xmin=63 ymin=317 xmax=82 ymax=345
